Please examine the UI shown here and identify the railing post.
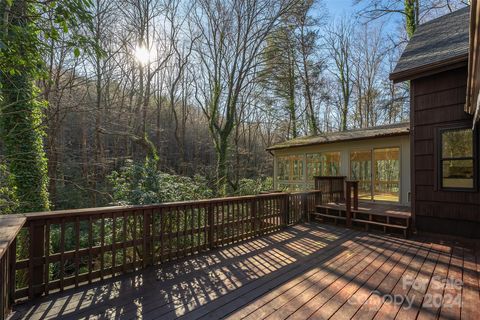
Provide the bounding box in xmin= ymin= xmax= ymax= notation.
xmin=251 ymin=197 xmax=258 ymax=236
xmin=143 ymin=210 xmax=152 ymax=268
xmin=352 ymin=181 xmax=359 ymax=210
xmin=345 ymin=182 xmax=352 ymax=227
xmin=8 ymin=238 xmax=16 ymax=310
xmin=29 ymin=220 xmax=45 ymax=299
xmin=208 ymin=204 xmax=215 ymax=248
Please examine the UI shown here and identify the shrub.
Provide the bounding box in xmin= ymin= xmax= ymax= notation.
xmin=108 ymin=158 xmax=213 ymax=205
xmin=237 ymin=176 xmax=274 ymax=196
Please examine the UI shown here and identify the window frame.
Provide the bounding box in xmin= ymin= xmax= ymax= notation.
xmin=437 ymin=125 xmax=478 ymax=192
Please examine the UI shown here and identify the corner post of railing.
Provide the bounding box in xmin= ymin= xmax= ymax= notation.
xmin=143 ymin=209 xmax=153 ymax=268
xmin=8 ymin=238 xmax=17 ymax=311
xmin=29 ymin=219 xmax=45 ymax=299
xmin=352 ymin=181 xmax=359 ymax=210
xmin=345 ymin=181 xmax=352 ymax=227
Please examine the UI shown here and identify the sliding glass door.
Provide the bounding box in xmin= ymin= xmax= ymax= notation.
xmin=373 ymin=148 xmax=400 ymax=202
xmin=350 ymin=150 xmax=372 ymax=200
xmin=350 ymin=147 xmax=400 ymax=202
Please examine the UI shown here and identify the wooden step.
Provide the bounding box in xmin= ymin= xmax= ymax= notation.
xmin=351 ymin=218 xmax=408 ymax=230
xmin=312 ymin=213 xmax=346 ymax=220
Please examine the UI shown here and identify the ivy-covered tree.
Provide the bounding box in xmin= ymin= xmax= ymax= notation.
xmin=0 ymin=0 xmax=93 ymax=212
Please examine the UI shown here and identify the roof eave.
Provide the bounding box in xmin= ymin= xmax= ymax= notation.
xmin=466 ymin=0 xmax=480 ymax=125
xmin=266 ymin=131 xmax=410 ymax=152
xmin=390 ymin=53 xmax=469 ymax=83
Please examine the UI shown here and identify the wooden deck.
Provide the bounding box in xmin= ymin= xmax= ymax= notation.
xmin=10 ymin=223 xmax=479 ymax=320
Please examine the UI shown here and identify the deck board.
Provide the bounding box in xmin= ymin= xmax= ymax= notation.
xmin=9 ymin=224 xmax=479 ymax=320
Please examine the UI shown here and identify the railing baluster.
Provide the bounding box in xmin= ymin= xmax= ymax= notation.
xmin=74 ymin=217 xmax=80 ymax=288
xmin=132 ymin=212 xmax=137 ymax=269
xmin=196 ymin=206 xmax=201 ymax=252
xmin=207 ymin=204 xmax=214 ymax=249
xmin=88 ymin=216 xmax=93 ymax=284
xmin=183 ymin=206 xmax=187 ymax=256
xmin=59 ymin=219 xmax=65 ymax=292
xmin=122 ymin=212 xmax=127 ymax=272
xmin=190 ymin=206 xmax=194 ymax=252
xmin=159 ymin=208 xmax=165 ymax=263
xmin=100 ymin=216 xmax=105 ymax=280
xmin=44 ymin=221 xmax=50 ymax=295
xmin=143 ymin=209 xmax=151 ymax=268
xmin=112 ymin=213 xmax=116 ymax=275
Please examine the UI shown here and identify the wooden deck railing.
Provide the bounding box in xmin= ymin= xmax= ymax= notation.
xmin=0 ymin=191 xmax=320 ymax=316
xmin=345 ymin=180 xmax=359 ymax=227
xmin=314 ymin=176 xmax=346 ymax=203
xmin=313 ymin=177 xmax=359 ymax=227
xmin=287 ymin=191 xmax=322 ymax=224
xmin=0 ymin=215 xmax=25 ymax=320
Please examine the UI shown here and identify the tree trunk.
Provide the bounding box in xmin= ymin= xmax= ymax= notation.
xmin=0 ymin=0 xmax=50 ymax=212
xmin=216 ymin=136 xmax=229 ymax=196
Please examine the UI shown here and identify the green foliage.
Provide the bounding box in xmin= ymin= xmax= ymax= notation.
xmin=0 ymin=0 xmax=94 ymax=213
xmin=404 ymin=0 xmax=417 ymax=38
xmin=108 ymin=159 xmax=213 ymax=205
xmin=0 ymin=73 xmax=50 ymax=212
xmin=236 ymin=177 xmax=274 ymax=196
xmin=0 ymin=163 xmax=19 ymax=214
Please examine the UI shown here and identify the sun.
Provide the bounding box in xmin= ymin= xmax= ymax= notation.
xmin=134 ymin=45 xmax=155 ymax=65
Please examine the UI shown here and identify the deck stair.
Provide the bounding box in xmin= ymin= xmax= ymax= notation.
xmin=313 ymin=202 xmax=411 ymax=237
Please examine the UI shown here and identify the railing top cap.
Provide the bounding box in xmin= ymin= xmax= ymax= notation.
xmin=0 ymin=214 xmax=26 ymax=259
xmin=313 ymin=176 xmax=347 ymax=179
xmin=20 ymin=192 xmax=298 ymax=220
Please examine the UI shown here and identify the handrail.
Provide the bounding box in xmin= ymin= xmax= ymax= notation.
xmin=0 ymin=215 xmax=26 ymax=320
xmin=0 ymin=191 xmax=318 ymax=312
xmin=22 ymin=192 xmax=291 ymax=220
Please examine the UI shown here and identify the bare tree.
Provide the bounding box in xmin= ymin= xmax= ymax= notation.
xmin=324 ymin=17 xmax=354 ymax=131
xmin=193 ymin=0 xmax=295 ymax=195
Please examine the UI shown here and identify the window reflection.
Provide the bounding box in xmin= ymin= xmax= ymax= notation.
xmin=441 ymin=128 xmax=474 ymax=189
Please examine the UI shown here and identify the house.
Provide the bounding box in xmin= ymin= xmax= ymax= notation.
xmin=267 ymin=123 xmax=411 ymax=205
xmin=269 ymin=5 xmax=480 ymax=238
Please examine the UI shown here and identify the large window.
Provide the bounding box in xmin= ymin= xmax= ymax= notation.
xmin=306 ymin=152 xmax=340 ymax=180
xmin=440 ymin=128 xmax=475 ymax=189
xmin=276 ymin=155 xmax=305 ymax=182
xmin=277 ymin=156 xmax=290 ymax=181
xmin=350 ymin=147 xmax=400 ymax=202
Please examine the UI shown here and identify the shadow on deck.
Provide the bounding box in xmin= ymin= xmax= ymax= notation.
xmin=10 ymin=224 xmax=480 ymax=320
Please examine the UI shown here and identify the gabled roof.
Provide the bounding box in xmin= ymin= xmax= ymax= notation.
xmin=390 ymin=7 xmax=470 ymax=82
xmin=267 ymin=122 xmax=410 ymax=151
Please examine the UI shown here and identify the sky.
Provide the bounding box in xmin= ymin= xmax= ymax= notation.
xmin=325 ymin=0 xmax=357 ymax=16
xmin=322 ymin=0 xmax=399 ymax=35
